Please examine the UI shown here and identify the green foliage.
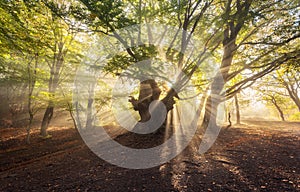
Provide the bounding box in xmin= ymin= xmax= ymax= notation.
xmin=0 ymin=0 xmax=85 ymax=131
xmin=104 ymin=44 xmax=158 ymax=75
xmin=76 ymin=0 xmax=137 ymax=31
xmin=0 ymin=0 xmax=299 ymax=127
xmin=289 ymin=112 xmax=300 ymax=121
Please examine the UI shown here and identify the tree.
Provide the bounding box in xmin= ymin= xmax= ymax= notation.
xmin=0 ymin=0 xmax=84 ymax=138
xmin=202 ymin=0 xmax=300 ymax=128
xmin=275 ymin=67 xmax=300 ymax=111
xmin=70 ymin=0 xmax=219 ymax=128
xmin=234 ymin=94 xmax=241 ymax=124
xmin=202 ymin=0 xmax=253 ymax=129
xmin=264 ymin=93 xmax=291 ymax=121
xmin=44 ymin=0 xmax=300 ymax=133
xmin=38 ymin=1 xmax=83 ymax=137
xmin=0 ymin=0 xmax=46 ymax=132
xmin=254 ymin=73 xmax=297 ymax=121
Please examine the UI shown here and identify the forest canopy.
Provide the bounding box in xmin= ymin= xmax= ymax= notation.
xmin=0 ymin=0 xmax=299 ymax=142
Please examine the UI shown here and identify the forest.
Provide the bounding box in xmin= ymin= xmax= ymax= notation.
xmin=0 ymin=0 xmax=299 ymax=191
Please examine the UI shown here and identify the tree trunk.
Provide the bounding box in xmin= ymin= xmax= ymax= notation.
xmin=26 ymin=53 xmax=38 ymax=144
xmin=68 ymin=103 xmax=77 ymax=129
xmin=202 ymin=39 xmax=236 ymax=129
xmin=291 ymin=96 xmax=300 ymax=112
xmin=227 ymin=112 xmax=232 ymax=128
xmin=201 ymin=1 xmax=252 ymax=129
xmin=86 ymin=81 xmax=95 ymax=128
xmin=271 ymin=97 xmax=285 ymax=121
xmin=234 ymin=94 xmax=241 ymax=124
xmin=26 ymin=114 xmax=33 ymax=144
xmin=85 ymin=97 xmax=94 ymax=128
xmin=129 ymin=79 xmax=179 ymax=133
xmin=197 ymin=86 xmax=209 ymax=118
xmin=129 ymin=79 xmax=163 ymax=122
xmin=202 ymin=94 xmax=220 ymax=129
xmin=75 ymin=101 xmax=82 ymax=129
xmin=60 ymin=88 xmax=78 ymax=130
xmin=138 ymin=80 xmax=158 ymax=122
xmin=283 ymin=81 xmax=300 ymax=111
xmin=40 ymin=41 xmax=64 ymax=136
xmin=40 ymin=102 xmax=54 ymax=137
xmin=296 ymin=100 xmax=300 ymax=112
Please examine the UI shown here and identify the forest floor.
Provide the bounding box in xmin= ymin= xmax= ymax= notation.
xmin=0 ymin=120 xmax=299 ymax=192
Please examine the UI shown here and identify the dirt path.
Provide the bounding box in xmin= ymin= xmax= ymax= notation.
xmin=0 ymin=121 xmax=299 ymax=191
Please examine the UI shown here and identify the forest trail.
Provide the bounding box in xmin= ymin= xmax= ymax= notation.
xmin=0 ymin=120 xmax=299 ymax=191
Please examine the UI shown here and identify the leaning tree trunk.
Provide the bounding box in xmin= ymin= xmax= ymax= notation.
xmin=270 ymin=96 xmax=285 ymax=121
xmin=202 ymin=39 xmax=236 ymax=129
xmin=289 ymin=93 xmax=300 ymax=112
xmin=40 ymin=42 xmax=64 ymax=137
xmin=295 ymin=100 xmax=300 ymax=112
xmin=40 ymin=87 xmax=57 ymax=137
xmin=234 ymin=94 xmax=241 ymax=124
xmin=283 ymin=81 xmax=300 ymax=111
xmin=201 ymin=0 xmax=252 ymax=129
xmin=40 ymin=101 xmax=54 ymax=137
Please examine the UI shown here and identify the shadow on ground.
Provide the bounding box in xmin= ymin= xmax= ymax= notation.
xmin=0 ymin=120 xmax=299 ymax=191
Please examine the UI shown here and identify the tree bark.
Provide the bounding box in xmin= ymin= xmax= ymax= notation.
xmin=285 ymin=83 xmax=300 ymax=111
xmin=129 ymin=79 xmax=163 ymax=122
xmin=295 ymin=99 xmax=300 ymax=112
xmin=86 ymin=81 xmax=95 ymax=128
xmin=26 ymin=114 xmax=33 ymax=144
xmin=202 ymin=0 xmax=252 ymax=129
xmin=197 ymin=86 xmax=209 ymax=118
xmin=40 ymin=41 xmax=64 ymax=136
xmin=202 ymin=93 xmax=220 ymax=129
xmin=85 ymin=97 xmax=94 ymax=128
xmin=26 ymin=53 xmax=38 ymax=144
xmin=129 ymin=79 xmax=180 ymax=133
xmin=270 ymin=96 xmax=285 ymax=121
xmin=227 ymin=112 xmax=232 ymax=128
xmin=202 ymin=39 xmax=236 ymax=129
xmin=40 ymin=102 xmax=54 ymax=137
xmin=75 ymin=101 xmax=82 ymax=129
xmin=234 ymin=94 xmax=241 ymax=124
